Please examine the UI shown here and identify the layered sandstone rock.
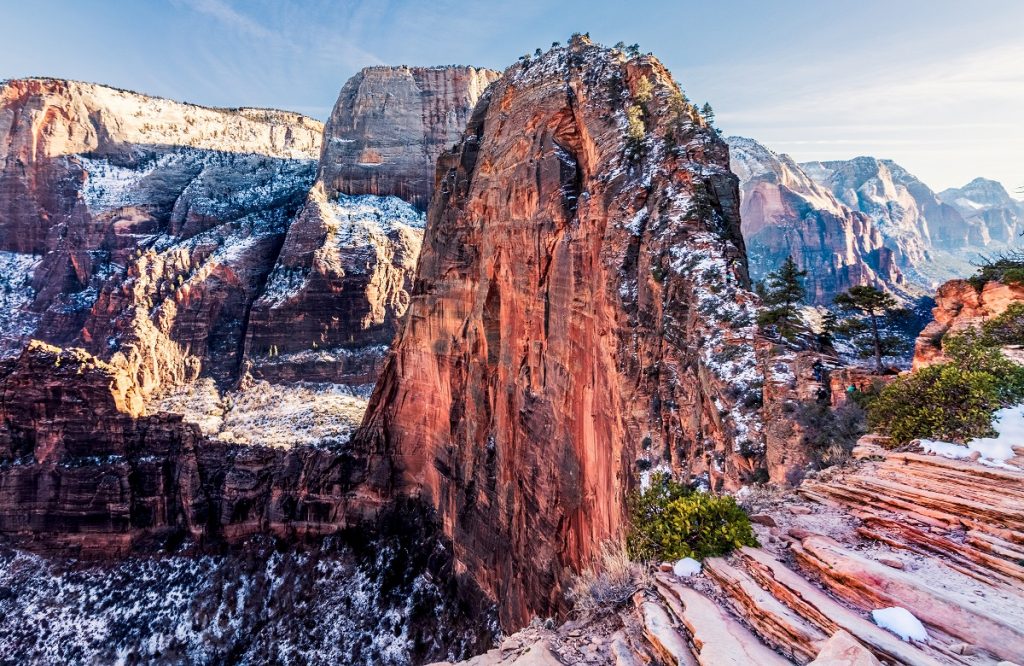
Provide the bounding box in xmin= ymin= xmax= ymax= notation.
xmin=439 ymin=443 xmax=1024 ymax=666
xmin=317 ymin=66 xmax=500 ymax=210
xmin=355 ymin=37 xmax=765 ymax=627
xmin=0 ymin=77 xmax=324 ymax=397
xmin=912 ymin=278 xmax=1024 ymax=369
xmin=727 ymin=137 xmax=906 ymax=304
xmin=242 ymin=66 xmax=499 ymax=384
xmin=0 ymin=342 xmax=367 ymax=554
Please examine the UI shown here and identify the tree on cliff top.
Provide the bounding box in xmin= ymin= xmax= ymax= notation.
xmin=756 ymin=256 xmax=807 ymax=342
xmin=832 ymin=285 xmax=905 ymax=373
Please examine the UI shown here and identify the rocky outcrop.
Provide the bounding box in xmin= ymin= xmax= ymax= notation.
xmin=912 ymin=278 xmax=1024 ymax=369
xmin=354 ymin=37 xmax=765 ymax=628
xmin=317 ymin=66 xmax=501 ymax=210
xmin=728 ymin=137 xmax=905 ymax=304
xmin=939 ymin=177 xmax=1024 ymax=244
xmin=241 ymin=66 xmax=499 ymax=385
xmin=440 ymin=443 xmax=1024 ymax=665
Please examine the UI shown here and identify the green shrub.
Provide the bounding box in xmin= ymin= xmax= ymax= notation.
xmin=867 ymin=315 xmax=1024 ymax=445
xmin=867 ymin=364 xmax=1003 ymax=444
xmin=627 ymin=474 xmax=758 ymax=561
xmin=968 ymin=250 xmax=1024 ymax=288
xmin=976 ymin=302 xmax=1024 ymax=347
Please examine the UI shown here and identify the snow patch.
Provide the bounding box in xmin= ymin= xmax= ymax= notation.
xmin=673 ymin=558 xmax=702 ymax=578
xmin=0 ymin=251 xmax=41 ymax=356
xmin=919 ymin=404 xmax=1024 ymax=467
xmin=154 ymin=378 xmax=368 ymax=449
xmin=871 ymin=607 xmax=928 ymax=642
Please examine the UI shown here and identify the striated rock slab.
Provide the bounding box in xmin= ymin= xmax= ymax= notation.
xmin=807 ymin=630 xmax=881 ymax=666
xmin=355 ymin=36 xmax=764 ymax=628
xmin=792 ymin=535 xmax=1024 ymax=664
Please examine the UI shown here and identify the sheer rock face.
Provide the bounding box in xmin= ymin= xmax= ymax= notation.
xmin=318 ymin=66 xmax=501 ymax=210
xmin=727 ymin=137 xmax=906 ymax=304
xmin=0 ymin=342 xmax=362 ymax=554
xmin=242 ymin=66 xmax=498 ymax=384
xmin=912 ymin=278 xmax=1024 ymax=369
xmin=354 ymin=39 xmax=765 ymax=628
xmin=0 ymin=77 xmax=324 ymax=394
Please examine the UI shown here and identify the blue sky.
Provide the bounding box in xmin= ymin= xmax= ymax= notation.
xmin=3 ymin=0 xmax=1022 ymax=193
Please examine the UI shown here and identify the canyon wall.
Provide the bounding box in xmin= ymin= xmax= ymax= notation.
xmin=0 ymin=77 xmax=324 ymax=395
xmin=354 ymin=37 xmax=766 ymax=628
xmin=800 ymin=157 xmax=1019 ymax=289
xmin=0 ymin=341 xmax=367 ymax=554
xmin=728 ymin=137 xmax=905 ymax=303
xmin=0 ymin=70 xmax=497 ymax=394
xmin=242 ymin=66 xmax=499 ymax=384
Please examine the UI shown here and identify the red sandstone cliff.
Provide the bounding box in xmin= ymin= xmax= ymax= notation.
xmin=913 ymin=278 xmax=1024 ymax=369
xmin=354 ymin=37 xmax=765 ymax=627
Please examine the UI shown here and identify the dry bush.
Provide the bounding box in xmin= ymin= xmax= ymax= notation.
xmin=566 ymin=540 xmax=651 ymax=621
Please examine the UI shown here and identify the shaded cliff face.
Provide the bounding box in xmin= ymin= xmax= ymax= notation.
xmin=317 ymin=66 xmax=501 ymax=210
xmin=242 ymin=66 xmax=499 ymax=384
xmin=940 ymin=177 xmax=1024 ymax=244
xmin=0 ymin=77 xmax=324 ymax=395
xmin=728 ymin=137 xmax=906 ymax=303
xmin=0 ymin=341 xmax=496 ymax=663
xmin=355 ymin=38 xmax=764 ymax=627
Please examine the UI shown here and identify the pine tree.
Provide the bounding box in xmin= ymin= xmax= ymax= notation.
xmin=700 ymin=102 xmax=716 ymax=127
xmin=756 ymin=256 xmax=807 ymax=342
xmin=832 ymin=285 xmax=905 ymax=373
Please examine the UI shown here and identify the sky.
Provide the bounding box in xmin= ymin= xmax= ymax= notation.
xmin=3 ymin=0 xmax=1022 ymax=194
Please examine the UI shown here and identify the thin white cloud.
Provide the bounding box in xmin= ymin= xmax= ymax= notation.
xmin=173 ymin=0 xmax=276 ymax=41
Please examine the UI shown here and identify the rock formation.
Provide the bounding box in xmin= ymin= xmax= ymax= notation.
xmin=939 ymin=177 xmax=1024 ymax=244
xmin=800 ymin=157 xmax=1008 ymax=289
xmin=0 ymin=77 xmax=324 ymax=396
xmin=0 ymin=341 xmax=362 ymax=554
xmin=242 ymin=65 xmax=499 ymax=384
xmin=727 ymin=137 xmax=905 ymax=303
xmin=0 ymin=70 xmax=498 ymax=394
xmin=354 ymin=37 xmax=765 ymax=628
xmin=912 ymin=278 xmax=1024 ymax=369
xmin=317 ymin=66 xmax=501 ymax=210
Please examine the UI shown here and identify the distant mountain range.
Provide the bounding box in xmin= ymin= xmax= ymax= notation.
xmin=728 ymin=136 xmax=1024 ymax=302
